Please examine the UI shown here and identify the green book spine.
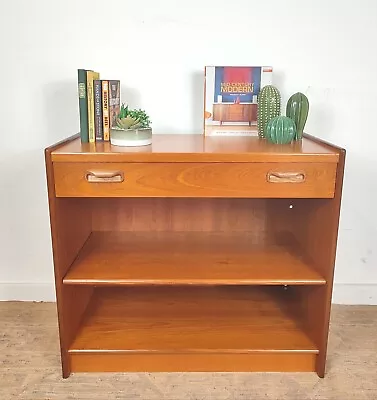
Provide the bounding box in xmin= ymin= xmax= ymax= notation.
xmin=78 ymin=69 xmax=89 ymax=143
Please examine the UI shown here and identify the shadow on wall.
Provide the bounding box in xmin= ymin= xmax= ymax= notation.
xmin=0 ymin=79 xmax=78 ymax=284
xmin=333 ymin=150 xmax=377 ymax=289
xmin=43 ymin=79 xmax=78 ymax=145
xmin=307 ymin=101 xmax=336 ymax=142
xmin=192 ymin=70 xmax=205 ymax=134
xmin=120 ymin=86 xmax=141 ymax=110
xmin=297 ymin=86 xmax=336 ymax=142
xmin=272 ymin=69 xmax=287 ymax=109
xmin=1 ymin=148 xmax=54 ymax=282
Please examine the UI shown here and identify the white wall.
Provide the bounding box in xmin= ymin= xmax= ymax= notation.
xmin=1 ymin=0 xmax=376 ymax=304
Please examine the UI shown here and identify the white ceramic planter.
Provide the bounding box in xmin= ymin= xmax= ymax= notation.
xmin=110 ymin=127 xmax=152 ymax=147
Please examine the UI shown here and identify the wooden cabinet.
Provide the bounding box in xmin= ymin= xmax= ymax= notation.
xmin=212 ymin=103 xmax=257 ymax=125
xmin=45 ymin=133 xmax=345 ymax=378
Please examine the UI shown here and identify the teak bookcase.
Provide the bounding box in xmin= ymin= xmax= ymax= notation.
xmin=45 ymin=133 xmax=345 ymax=378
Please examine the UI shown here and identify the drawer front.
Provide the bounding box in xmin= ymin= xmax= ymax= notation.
xmin=53 ymin=162 xmax=337 ymax=198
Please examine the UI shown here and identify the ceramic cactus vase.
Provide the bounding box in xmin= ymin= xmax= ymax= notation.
xmin=286 ymin=92 xmax=309 ymax=140
xmin=266 ymin=116 xmax=296 ymax=144
xmin=257 ymin=85 xmax=281 ymax=138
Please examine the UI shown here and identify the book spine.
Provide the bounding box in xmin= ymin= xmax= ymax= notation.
xmin=94 ymin=79 xmax=103 ymax=141
xmin=86 ymin=71 xmax=100 ymax=143
xmin=77 ymin=69 xmax=89 ymax=142
xmin=108 ymin=80 xmax=120 ymax=129
xmin=102 ymin=80 xmax=110 ymax=141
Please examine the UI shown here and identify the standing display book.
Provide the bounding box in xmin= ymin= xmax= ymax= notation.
xmin=204 ymin=66 xmax=273 ymax=136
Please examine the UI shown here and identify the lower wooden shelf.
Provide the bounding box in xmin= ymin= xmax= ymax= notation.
xmin=68 ymin=286 xmax=318 ymax=373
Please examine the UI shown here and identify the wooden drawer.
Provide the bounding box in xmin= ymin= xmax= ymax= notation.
xmin=53 ymin=162 xmax=337 ymax=198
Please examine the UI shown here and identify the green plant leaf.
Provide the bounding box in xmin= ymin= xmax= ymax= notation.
xmin=116 ymin=104 xmax=151 ymax=128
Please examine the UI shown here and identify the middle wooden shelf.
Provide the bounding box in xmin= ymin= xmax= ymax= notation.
xmin=63 ymin=231 xmax=325 ymax=286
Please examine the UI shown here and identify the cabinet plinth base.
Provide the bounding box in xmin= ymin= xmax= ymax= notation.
xmin=69 ymin=353 xmax=317 ymax=373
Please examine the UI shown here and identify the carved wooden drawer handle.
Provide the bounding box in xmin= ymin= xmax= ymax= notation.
xmin=85 ymin=170 xmax=124 ymax=183
xmin=267 ymin=171 xmax=305 ymax=183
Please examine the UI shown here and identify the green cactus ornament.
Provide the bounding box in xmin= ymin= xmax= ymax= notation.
xmin=286 ymin=92 xmax=309 ymax=140
xmin=257 ymin=85 xmax=281 ymax=138
xmin=266 ymin=116 xmax=296 ymax=144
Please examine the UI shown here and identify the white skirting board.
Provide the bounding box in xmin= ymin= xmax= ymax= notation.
xmin=0 ymin=282 xmax=56 ymax=302
xmin=331 ymin=284 xmax=377 ymax=305
xmin=0 ymin=282 xmax=376 ymax=305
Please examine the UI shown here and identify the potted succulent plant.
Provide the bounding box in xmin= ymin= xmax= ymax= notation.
xmin=110 ymin=104 xmax=152 ymax=147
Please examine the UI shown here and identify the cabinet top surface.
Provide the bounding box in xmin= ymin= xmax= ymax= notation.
xmin=50 ymin=134 xmax=341 ymax=163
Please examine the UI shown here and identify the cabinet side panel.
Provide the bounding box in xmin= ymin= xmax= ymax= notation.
xmin=45 ymin=144 xmax=93 ymax=378
xmin=290 ymin=150 xmax=345 ymax=377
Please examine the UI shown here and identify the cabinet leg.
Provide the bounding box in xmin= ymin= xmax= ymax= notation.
xmin=316 ymin=353 xmax=326 ymax=378
xmin=61 ymin=349 xmax=71 ymax=378
xmin=62 ymin=363 xmax=70 ymax=379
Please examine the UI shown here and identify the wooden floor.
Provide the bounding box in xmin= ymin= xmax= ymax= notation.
xmin=1 ymin=302 xmax=377 ymax=399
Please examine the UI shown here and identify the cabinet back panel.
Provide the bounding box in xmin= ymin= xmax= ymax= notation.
xmin=90 ymin=198 xmax=291 ymax=234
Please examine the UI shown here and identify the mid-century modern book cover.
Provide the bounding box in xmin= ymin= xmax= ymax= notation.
xmin=204 ymin=66 xmax=273 ymax=136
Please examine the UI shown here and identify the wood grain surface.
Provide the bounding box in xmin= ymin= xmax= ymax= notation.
xmin=45 ymin=132 xmax=345 ymax=378
xmin=290 ymin=149 xmax=346 ymax=377
xmin=91 ymin=198 xmax=270 ymax=233
xmin=53 ymin=162 xmax=337 ymax=198
xmin=45 ymin=137 xmax=93 ymax=378
xmin=69 ymin=286 xmax=318 ymax=354
xmin=69 ymin=353 xmax=317 ymax=373
xmin=63 ymin=232 xmax=325 ymax=286
xmin=51 ymin=134 xmax=339 ymax=163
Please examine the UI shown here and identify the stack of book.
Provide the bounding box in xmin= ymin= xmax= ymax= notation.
xmin=77 ymin=69 xmax=120 ymax=143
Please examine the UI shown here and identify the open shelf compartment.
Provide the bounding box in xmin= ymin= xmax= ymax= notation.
xmin=68 ymin=285 xmax=319 ymax=372
xmin=63 ymin=231 xmax=325 ymax=286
